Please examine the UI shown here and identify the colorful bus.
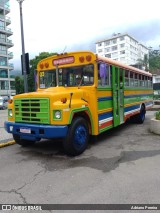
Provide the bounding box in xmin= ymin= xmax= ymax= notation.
xmin=4 ymin=51 xmax=153 ymax=155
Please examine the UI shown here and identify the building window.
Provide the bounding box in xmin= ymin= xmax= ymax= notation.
xmin=0 ymin=45 xmax=7 ymax=55
xmin=98 ymin=49 xmax=103 ymax=53
xmin=98 ymin=43 xmax=102 ymax=47
xmin=0 ymin=80 xmax=9 ymax=90
xmin=112 ymin=39 xmax=117 ymax=44
xmin=120 ymin=43 xmax=125 ymax=48
xmin=120 ymin=36 xmax=125 ymax=41
xmin=120 ymin=50 xmax=125 ymax=54
xmin=0 ymin=33 xmax=6 ymax=42
xmin=105 ymin=47 xmax=110 ymax=52
xmin=0 ymin=21 xmax=5 ymax=30
xmin=112 ymin=52 xmax=118 ymax=57
xmin=112 ymin=45 xmax=117 ymax=51
xmin=0 ymin=57 xmax=7 ymax=66
xmin=104 ymin=41 xmax=110 ymax=46
xmin=0 ymin=69 xmax=8 ymax=78
xmin=105 ymin=54 xmax=111 ymax=58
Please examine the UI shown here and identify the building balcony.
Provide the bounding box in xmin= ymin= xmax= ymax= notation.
xmin=9 ymin=63 xmax=14 ymax=70
xmin=0 ymin=38 xmax=13 ymax=47
xmin=0 ymin=2 xmax=10 ymax=15
xmin=0 ymin=26 xmax=13 ymax=36
xmin=0 ymin=74 xmax=8 ymax=78
xmin=0 ymin=50 xmax=13 ymax=58
xmin=6 ymin=16 xmax=11 ymax=26
xmin=8 ymin=51 xmax=13 ymax=59
xmin=0 ymin=63 xmax=14 ymax=70
xmin=0 ymin=15 xmax=11 ymax=26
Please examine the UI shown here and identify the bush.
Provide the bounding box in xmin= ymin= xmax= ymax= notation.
xmin=155 ymin=111 xmax=160 ymax=120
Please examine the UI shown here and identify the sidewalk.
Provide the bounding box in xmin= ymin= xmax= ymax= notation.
xmin=148 ymin=105 xmax=160 ymax=111
xmin=148 ymin=101 xmax=160 ymax=111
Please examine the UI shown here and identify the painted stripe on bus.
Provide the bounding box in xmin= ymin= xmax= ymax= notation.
xmin=124 ymin=104 xmax=140 ymax=113
xmin=124 ymin=94 xmax=153 ymax=98
xmin=98 ymin=97 xmax=112 ymax=101
xmin=98 ymin=111 xmax=113 ymax=121
xmin=124 ymin=90 xmax=153 ymax=94
xmin=99 ymin=120 xmax=113 ymax=129
xmin=98 ymin=111 xmax=113 ymax=129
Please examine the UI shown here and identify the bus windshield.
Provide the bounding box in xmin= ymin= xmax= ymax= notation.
xmin=39 ymin=64 xmax=94 ymax=89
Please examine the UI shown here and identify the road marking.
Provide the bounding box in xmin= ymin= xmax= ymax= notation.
xmin=0 ymin=140 xmax=16 ymax=148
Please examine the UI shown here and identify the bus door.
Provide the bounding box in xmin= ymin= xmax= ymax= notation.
xmin=119 ymin=68 xmax=124 ymax=124
xmin=112 ymin=66 xmax=124 ymax=127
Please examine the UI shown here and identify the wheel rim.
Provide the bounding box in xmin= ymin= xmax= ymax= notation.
xmin=74 ymin=125 xmax=87 ymax=149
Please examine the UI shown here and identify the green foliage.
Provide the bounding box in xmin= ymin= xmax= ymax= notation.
xmin=149 ymin=49 xmax=160 ymax=73
xmin=137 ymin=54 xmax=149 ymax=71
xmin=155 ymin=111 xmax=160 ymax=120
xmin=15 ymin=76 xmax=24 ymax=94
xmin=27 ymin=52 xmax=57 ymax=92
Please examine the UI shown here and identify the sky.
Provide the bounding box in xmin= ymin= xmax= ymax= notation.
xmin=9 ymin=0 xmax=160 ymax=72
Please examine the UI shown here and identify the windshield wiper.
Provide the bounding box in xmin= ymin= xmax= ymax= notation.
xmin=78 ymin=76 xmax=84 ymax=89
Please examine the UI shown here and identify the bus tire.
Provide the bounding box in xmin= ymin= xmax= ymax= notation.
xmin=63 ymin=117 xmax=89 ymax=156
xmin=13 ymin=134 xmax=36 ymax=147
xmin=134 ymin=105 xmax=146 ymax=124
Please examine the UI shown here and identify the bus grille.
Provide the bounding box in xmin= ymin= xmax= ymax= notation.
xmin=14 ymin=98 xmax=50 ymax=124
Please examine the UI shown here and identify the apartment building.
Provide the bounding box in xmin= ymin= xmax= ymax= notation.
xmin=0 ymin=0 xmax=15 ymax=97
xmin=96 ymin=33 xmax=149 ymax=67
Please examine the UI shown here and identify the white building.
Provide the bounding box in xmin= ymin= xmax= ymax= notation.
xmin=153 ymin=74 xmax=160 ymax=84
xmin=0 ymin=0 xmax=15 ymax=97
xmin=96 ymin=33 xmax=149 ymax=67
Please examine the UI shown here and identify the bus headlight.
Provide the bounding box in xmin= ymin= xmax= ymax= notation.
xmin=54 ymin=110 xmax=61 ymax=119
xmin=8 ymin=109 xmax=13 ymax=117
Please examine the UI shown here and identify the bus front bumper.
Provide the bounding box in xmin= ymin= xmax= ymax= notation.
xmin=4 ymin=121 xmax=68 ymax=141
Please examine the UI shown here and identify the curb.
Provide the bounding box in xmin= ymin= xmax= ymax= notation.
xmin=0 ymin=140 xmax=16 ymax=148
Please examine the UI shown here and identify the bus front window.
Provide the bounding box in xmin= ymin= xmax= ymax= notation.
xmin=62 ymin=64 xmax=94 ymax=87
xmin=39 ymin=64 xmax=94 ymax=89
xmin=39 ymin=70 xmax=56 ymax=88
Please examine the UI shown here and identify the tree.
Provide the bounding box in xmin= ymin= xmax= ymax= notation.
xmin=148 ymin=48 xmax=160 ymax=74
xmin=136 ymin=54 xmax=149 ymax=71
xmin=27 ymin=52 xmax=57 ymax=92
xmin=15 ymin=76 xmax=24 ymax=94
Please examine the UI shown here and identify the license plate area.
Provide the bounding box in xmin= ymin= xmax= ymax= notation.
xmin=20 ymin=128 xmax=31 ymax=134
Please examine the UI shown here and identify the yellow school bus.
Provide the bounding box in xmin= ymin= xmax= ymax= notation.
xmin=5 ymin=51 xmax=153 ymax=155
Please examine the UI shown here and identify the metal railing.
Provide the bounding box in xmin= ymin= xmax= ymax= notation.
xmin=0 ymin=74 xmax=8 ymax=78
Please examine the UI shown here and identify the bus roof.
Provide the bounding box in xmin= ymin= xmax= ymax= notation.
xmin=37 ymin=51 xmax=152 ymax=77
xmin=97 ymin=54 xmax=152 ymax=77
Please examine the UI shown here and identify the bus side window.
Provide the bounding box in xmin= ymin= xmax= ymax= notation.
xmin=98 ymin=63 xmax=110 ymax=87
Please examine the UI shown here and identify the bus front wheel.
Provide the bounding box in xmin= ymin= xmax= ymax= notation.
xmin=13 ymin=134 xmax=36 ymax=147
xmin=63 ymin=117 xmax=89 ymax=156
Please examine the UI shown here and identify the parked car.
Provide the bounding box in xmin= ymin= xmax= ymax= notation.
xmin=0 ymin=97 xmax=8 ymax=110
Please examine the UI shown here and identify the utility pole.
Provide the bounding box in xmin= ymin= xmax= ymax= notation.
xmin=16 ymin=0 xmax=28 ymax=92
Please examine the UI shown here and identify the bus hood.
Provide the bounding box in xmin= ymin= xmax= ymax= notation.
xmin=13 ymin=87 xmax=88 ymax=101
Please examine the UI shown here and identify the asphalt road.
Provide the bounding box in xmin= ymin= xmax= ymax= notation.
xmin=1 ymin=110 xmax=160 ymax=211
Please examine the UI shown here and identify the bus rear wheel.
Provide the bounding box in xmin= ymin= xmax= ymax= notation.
xmin=63 ymin=117 xmax=89 ymax=156
xmin=13 ymin=134 xmax=36 ymax=147
xmin=131 ymin=105 xmax=146 ymax=124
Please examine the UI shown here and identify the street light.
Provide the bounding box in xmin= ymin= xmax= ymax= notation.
xmin=16 ymin=0 xmax=28 ymax=93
